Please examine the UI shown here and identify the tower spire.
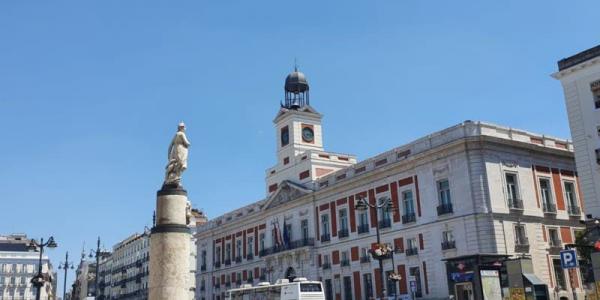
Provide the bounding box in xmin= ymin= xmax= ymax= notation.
xmin=283 ymin=66 xmax=310 ymax=109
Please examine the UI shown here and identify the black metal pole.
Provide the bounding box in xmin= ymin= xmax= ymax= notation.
xmin=36 ymin=238 xmax=44 ymax=300
xmin=62 ymin=252 xmax=70 ymax=300
xmin=95 ymin=237 xmax=100 ymax=297
xmin=374 ymin=206 xmax=386 ymax=300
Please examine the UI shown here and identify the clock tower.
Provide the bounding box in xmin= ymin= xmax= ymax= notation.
xmin=265 ymin=68 xmax=356 ymax=195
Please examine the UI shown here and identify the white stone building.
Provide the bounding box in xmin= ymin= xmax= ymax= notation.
xmin=195 ymin=70 xmax=588 ymax=300
xmin=553 ymin=44 xmax=600 ymax=217
xmin=0 ymin=234 xmax=56 ymax=300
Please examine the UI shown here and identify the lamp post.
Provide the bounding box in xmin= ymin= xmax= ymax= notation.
xmin=27 ymin=236 xmax=58 ymax=300
xmin=58 ymin=252 xmax=74 ymax=300
xmin=355 ymin=196 xmax=394 ymax=300
xmin=88 ymin=237 xmax=101 ymax=298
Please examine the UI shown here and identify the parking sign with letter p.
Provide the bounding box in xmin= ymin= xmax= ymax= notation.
xmin=560 ymin=249 xmax=577 ymax=269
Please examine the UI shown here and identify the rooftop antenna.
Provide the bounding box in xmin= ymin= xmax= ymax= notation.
xmin=294 ymin=58 xmax=298 ymax=72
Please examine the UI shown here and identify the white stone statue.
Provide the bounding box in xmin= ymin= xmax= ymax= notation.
xmin=164 ymin=122 xmax=191 ymax=187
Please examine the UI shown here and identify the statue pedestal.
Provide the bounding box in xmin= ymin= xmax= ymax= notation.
xmin=149 ymin=187 xmax=191 ymax=300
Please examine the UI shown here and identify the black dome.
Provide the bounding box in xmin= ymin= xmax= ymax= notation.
xmin=284 ymin=70 xmax=309 ymax=93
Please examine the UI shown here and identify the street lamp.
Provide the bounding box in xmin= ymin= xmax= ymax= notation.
xmin=58 ymin=252 xmax=74 ymax=300
xmin=355 ymin=196 xmax=394 ymax=299
xmin=27 ymin=236 xmax=58 ymax=300
xmin=87 ymin=237 xmax=101 ymax=298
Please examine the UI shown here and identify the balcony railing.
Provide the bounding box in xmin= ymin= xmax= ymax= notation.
xmin=515 ymin=238 xmax=530 ymax=253
xmin=508 ymin=199 xmax=524 ymax=210
xmin=441 ymin=240 xmax=456 ymax=250
xmin=214 ymin=261 xmax=221 ymax=268
xmin=235 ymin=256 xmax=242 ymax=263
xmin=543 ymin=203 xmax=557 ymax=214
xmin=341 ymin=259 xmax=350 ymax=267
xmin=360 ymin=256 xmax=371 ymax=263
xmin=246 ymin=254 xmax=254 ymax=260
xmin=236 ymin=280 xmax=242 ymax=285
xmin=379 ymin=219 xmax=392 ymax=229
xmin=568 ymin=206 xmax=581 ymax=216
xmin=402 ymin=213 xmax=416 ymax=224
xmin=225 ymin=282 xmax=231 ymax=288
xmin=259 ymin=275 xmax=266 ymax=281
xmin=406 ymin=247 xmax=418 ymax=256
xmin=357 ymin=224 xmax=369 ymax=234
xmin=437 ymin=203 xmax=453 ymax=216
xmin=247 ymin=278 xmax=253 ymax=283
xmin=200 ymin=265 xmax=206 ymax=271
xmin=322 ymin=262 xmax=331 ymax=270
xmin=259 ymin=238 xmax=315 ymax=257
xmin=549 ymin=238 xmax=563 ymax=255
xmin=338 ymin=229 xmax=349 ymax=238
xmin=224 ymin=259 xmax=231 ymax=266
xmin=321 ymin=234 xmax=331 ymax=242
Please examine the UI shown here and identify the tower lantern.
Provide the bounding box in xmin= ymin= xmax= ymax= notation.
xmin=283 ymin=67 xmax=310 ymax=109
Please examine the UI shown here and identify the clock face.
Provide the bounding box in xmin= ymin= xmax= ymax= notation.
xmin=302 ymin=127 xmax=314 ymax=142
xmin=281 ymin=128 xmax=289 ymax=146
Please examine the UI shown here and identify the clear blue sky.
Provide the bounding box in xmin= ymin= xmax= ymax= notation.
xmin=0 ymin=0 xmax=598 ymax=294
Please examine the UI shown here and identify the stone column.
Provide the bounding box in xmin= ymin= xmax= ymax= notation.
xmin=149 ymin=187 xmax=191 ymax=300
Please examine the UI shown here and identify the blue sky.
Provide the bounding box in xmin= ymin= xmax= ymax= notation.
xmin=0 ymin=0 xmax=598 ymax=294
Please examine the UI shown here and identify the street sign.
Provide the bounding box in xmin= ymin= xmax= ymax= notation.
xmin=409 ymin=280 xmax=417 ymax=292
xmin=560 ymin=249 xmax=578 ymax=269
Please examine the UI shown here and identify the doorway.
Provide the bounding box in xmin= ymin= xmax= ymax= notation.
xmin=455 ymin=282 xmax=474 ymax=300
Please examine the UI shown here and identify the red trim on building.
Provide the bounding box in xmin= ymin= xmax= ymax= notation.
xmin=232 ymin=235 xmax=235 ymax=258
xmin=535 ymin=165 xmax=550 ymax=173
xmin=353 ymin=271 xmax=362 ymax=300
xmin=315 ymin=207 xmax=320 ymax=241
xmin=398 ymin=176 xmax=413 ymax=187
xmin=254 ymin=226 xmax=258 ymax=254
xmin=254 ymin=267 xmax=259 ymax=278
xmin=299 ymin=170 xmax=310 ymax=180
xmin=542 ymin=225 xmax=547 ymax=242
xmin=418 ymin=233 xmax=424 ymax=250
xmin=349 ymin=195 xmax=356 ymax=233
xmin=390 ymin=182 xmax=400 ymax=223
xmin=569 ymin=268 xmax=580 ymax=288
xmin=336 ymin=197 xmax=347 ymax=206
xmin=318 ymin=254 xmax=322 ymax=267
xmin=374 ymin=268 xmax=382 ymax=298
xmin=332 ymin=250 xmax=340 ymax=265
xmin=422 ymin=261 xmax=429 ymax=294
xmin=243 ymin=231 xmax=247 ymax=257
xmin=414 ymin=176 xmax=422 ymax=217
xmin=398 ymin=265 xmax=407 ymax=294
xmin=375 ymin=184 xmax=388 ymax=194
xmin=561 ymin=227 xmax=573 ymax=244
xmin=351 ymin=247 xmax=359 ymax=261
xmin=394 ymin=237 xmax=404 ymax=253
xmin=258 ymin=224 xmax=266 ymax=230
xmin=552 ymin=168 xmax=566 ymax=210
xmin=242 ymin=270 xmax=247 ymax=281
xmin=268 ymin=183 xmax=277 ymax=193
xmin=331 ymin=201 xmax=338 ymax=237
xmin=560 ymin=169 xmax=575 ymax=177
xmin=576 ymin=175 xmax=585 ymax=211
xmin=546 ymin=255 xmax=553 ymax=287
xmin=369 ymin=189 xmax=377 ymax=228
xmin=319 ymin=203 xmax=330 ymax=211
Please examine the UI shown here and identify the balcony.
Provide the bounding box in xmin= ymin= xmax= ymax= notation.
xmin=441 ymin=240 xmax=456 ymax=250
xmin=236 ymin=280 xmax=242 ymax=286
xmin=200 ymin=265 xmax=206 ymax=271
xmin=322 ymin=262 xmax=331 ymax=270
xmin=225 ymin=282 xmax=231 ymax=288
xmin=246 ymin=254 xmax=254 ymax=260
xmin=437 ymin=203 xmax=453 ymax=215
xmin=200 ymin=286 xmax=205 ymax=292
xmin=338 ymin=229 xmax=349 ymax=238
xmin=214 ymin=261 xmax=221 ymax=268
xmin=543 ymin=203 xmax=557 ymax=214
xmin=341 ymin=259 xmax=350 ymax=267
xmin=321 ymin=234 xmax=331 ymax=242
xmin=515 ymin=238 xmax=530 ymax=253
xmin=379 ymin=219 xmax=392 ymax=229
xmin=247 ymin=278 xmax=253 ymax=283
xmin=224 ymin=259 xmax=231 ymax=266
xmin=508 ymin=199 xmax=524 ymax=210
xmin=549 ymin=239 xmax=563 ymax=255
xmin=259 ymin=238 xmax=315 ymax=257
xmin=568 ymin=206 xmax=581 ymax=217
xmin=214 ymin=283 xmax=220 ymax=289
xmin=357 ymin=224 xmax=369 ymax=234
xmin=402 ymin=213 xmax=416 ymax=224
xmin=405 ymin=247 xmax=418 ymax=256
xmin=259 ymin=275 xmax=266 ymax=281
xmin=360 ymin=256 xmax=371 ymax=263
xmin=235 ymin=256 xmax=242 ymax=263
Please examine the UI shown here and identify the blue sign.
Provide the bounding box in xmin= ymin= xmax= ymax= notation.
xmin=409 ymin=281 xmax=417 ymax=292
xmin=560 ymin=249 xmax=577 ymax=269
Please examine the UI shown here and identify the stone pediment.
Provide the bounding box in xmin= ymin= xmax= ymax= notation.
xmin=273 ymin=105 xmax=321 ymax=123
xmin=264 ymin=180 xmax=312 ymax=210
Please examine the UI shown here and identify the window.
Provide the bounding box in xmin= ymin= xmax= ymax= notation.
xmin=341 ymin=251 xmax=350 ymax=266
xmin=437 ymin=179 xmax=451 ymax=205
xmin=325 ymin=279 xmax=333 ymax=300
xmin=408 ymin=238 xmax=418 ymax=249
xmin=505 ymin=173 xmax=520 ymax=207
xmin=323 ymin=254 xmax=331 ymax=264
xmin=409 ymin=267 xmax=422 ymax=297
xmin=548 ymin=228 xmax=561 ymax=247
xmin=553 ymin=259 xmax=567 ymax=290
xmin=386 ymin=270 xmax=397 ymax=297
xmin=236 ymin=240 xmax=242 ymax=258
xmin=321 ymin=215 xmax=330 ymax=235
xmin=363 ymin=273 xmax=373 ymax=300
xmin=403 ymin=190 xmax=415 ymax=215
xmin=259 ymin=233 xmax=265 ymax=251
xmin=442 ymin=230 xmax=454 ymax=242
xmin=201 ymin=250 xmax=206 ymax=266
xmin=285 ymin=223 xmax=293 ymax=242
xmin=343 ymin=276 xmax=352 ymax=300
xmin=379 ymin=198 xmax=391 ymax=222
xmin=301 ymin=219 xmax=309 ymax=241
xmin=539 ymin=178 xmax=555 ymax=212
xmin=591 ymin=80 xmax=600 ymax=109
xmin=564 ymin=181 xmax=578 ymax=209
xmin=339 ymin=209 xmax=348 ymax=232
xmin=515 ymin=225 xmax=528 ymax=245
xmin=215 ymin=247 xmax=221 ymax=263
xmin=225 ymin=244 xmax=231 ymax=261
xmin=358 ymin=211 xmax=369 ymax=231
xmin=247 ymin=237 xmax=254 ymax=256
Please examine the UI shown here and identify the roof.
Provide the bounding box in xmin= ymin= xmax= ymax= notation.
xmin=558 ymin=44 xmax=600 ymax=71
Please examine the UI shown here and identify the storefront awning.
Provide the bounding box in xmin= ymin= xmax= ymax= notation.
xmin=523 ymin=273 xmax=544 ymax=285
